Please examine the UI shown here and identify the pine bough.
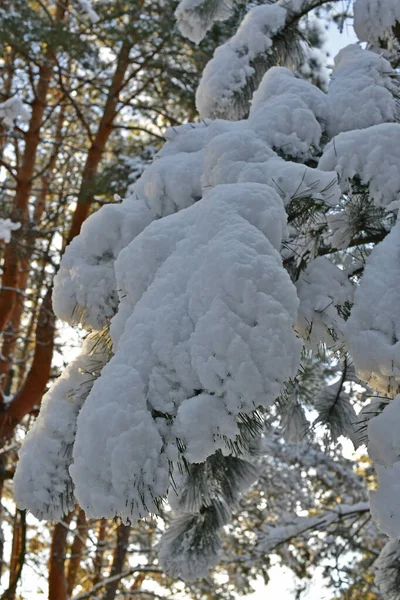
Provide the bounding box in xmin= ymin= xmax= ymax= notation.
xmin=14 ymin=0 xmax=400 ymax=588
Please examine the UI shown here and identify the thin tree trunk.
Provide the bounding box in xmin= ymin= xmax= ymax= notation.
xmin=0 ymin=38 xmax=133 ymax=444
xmin=92 ymin=520 xmax=108 ymax=586
xmin=67 ymin=509 xmax=87 ymax=596
xmin=1 ymin=510 xmax=26 ymax=600
xmin=0 ymin=0 xmax=68 ymax=334
xmin=0 ymin=258 xmax=30 ymax=394
xmin=0 ymin=457 xmax=5 ymax=579
xmin=0 ymin=98 xmax=66 ymax=394
xmin=0 ymin=47 xmax=15 ymax=161
xmin=48 ymin=511 xmax=74 ymax=600
xmin=7 ymin=508 xmax=21 ymax=600
xmin=102 ymin=523 xmax=130 ymax=600
xmin=0 ymin=287 xmax=55 ymax=441
xmin=67 ymin=40 xmax=132 ymax=243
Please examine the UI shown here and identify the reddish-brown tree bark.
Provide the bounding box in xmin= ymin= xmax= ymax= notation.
xmin=0 ymin=286 xmax=55 ymax=441
xmin=66 ymin=509 xmax=87 ymax=596
xmin=92 ymin=520 xmax=108 ymax=586
xmin=0 ymin=0 xmax=69 ymax=333
xmin=48 ymin=511 xmax=74 ymax=600
xmin=7 ymin=508 xmax=22 ymax=600
xmin=67 ymin=40 xmax=132 ymax=243
xmin=0 ymin=37 xmax=135 ymax=445
xmin=0 ymin=96 xmax=66 ymax=394
xmin=0 ymin=258 xmax=30 ymax=395
xmin=1 ymin=509 xmax=26 ymax=600
xmin=102 ymin=523 xmax=130 ymax=600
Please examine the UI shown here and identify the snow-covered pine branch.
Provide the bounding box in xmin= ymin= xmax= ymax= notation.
xmin=354 ymin=0 xmax=400 ymax=43
xmin=259 ymin=501 xmax=370 ymax=553
xmin=14 ymin=0 xmax=400 ymax=590
xmin=69 ymin=182 xmax=301 ymax=522
xmin=14 ymin=332 xmax=110 ymax=520
xmin=196 ymin=2 xmax=302 ymax=120
xmin=374 ymin=538 xmax=400 ymax=600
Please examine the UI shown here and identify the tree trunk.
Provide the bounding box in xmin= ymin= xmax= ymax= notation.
xmin=67 ymin=509 xmax=87 ymax=596
xmin=92 ymin=520 xmax=108 ymax=586
xmin=0 ymin=36 xmax=134 ymax=445
xmin=102 ymin=524 xmax=130 ymax=600
xmin=0 ymin=258 xmax=30 ymax=394
xmin=0 ymin=96 xmax=66 ymax=394
xmin=0 ymin=287 xmax=55 ymax=442
xmin=0 ymin=38 xmax=136 ymax=445
xmin=7 ymin=508 xmax=21 ymax=600
xmin=1 ymin=510 xmax=26 ymax=600
xmin=67 ymin=40 xmax=132 ymax=243
xmin=0 ymin=0 xmax=69 ymax=333
xmin=48 ymin=511 xmax=73 ymax=600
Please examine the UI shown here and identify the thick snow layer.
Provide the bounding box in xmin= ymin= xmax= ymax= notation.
xmin=53 ymin=121 xmax=237 ymax=331
xmin=249 ymin=68 xmax=329 ymax=157
xmin=354 ymin=0 xmax=400 ymax=42
xmin=134 ymin=150 xmax=204 ymax=217
xmin=0 ymin=218 xmax=20 ymax=243
xmin=326 ymin=45 xmax=399 ymax=138
xmin=175 ymin=0 xmax=234 ymax=43
xmin=368 ymin=395 xmax=400 ymax=467
xmin=53 ymin=197 xmax=153 ymax=330
xmin=201 ymin=128 xmax=276 ymax=190
xmin=375 ymin=539 xmax=400 ymax=600
xmin=55 ymin=109 xmax=340 ymax=332
xmin=319 ymin=123 xmax=400 ymax=208
xmin=196 ymin=3 xmax=287 ymax=119
xmin=71 ymin=183 xmax=301 ymax=521
xmin=251 ymin=66 xmax=328 ymax=121
xmin=295 ymin=257 xmax=354 ymax=351
xmin=249 ymin=93 xmax=323 ymax=159
xmin=370 ymin=462 xmax=400 ymax=537
xmin=347 ymin=220 xmax=400 ymax=394
xmin=14 ymin=335 xmax=107 ymax=520
xmin=159 ymin=120 xmax=234 ymax=156
xmin=173 ymin=393 xmax=240 ymax=463
xmin=202 ymin=128 xmax=340 ymax=207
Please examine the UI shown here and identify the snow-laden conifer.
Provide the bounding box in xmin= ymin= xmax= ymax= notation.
xmin=347 ymin=219 xmax=400 ymax=394
xmin=354 ymin=0 xmax=400 ymax=43
xmin=159 ymin=450 xmax=258 ymax=580
xmin=175 ymin=0 xmax=235 ymax=43
xmin=70 ymin=183 xmax=301 ymax=522
xmin=326 ymin=44 xmax=400 ymax=137
xmin=196 ymin=3 xmax=297 ymax=119
xmin=14 ymin=0 xmax=400 ymax=587
xmin=374 ymin=539 xmax=400 ymax=600
xmin=295 ymin=257 xmax=354 ymax=352
xmin=319 ymin=123 xmax=400 ymax=209
xmin=14 ymin=333 xmax=110 ymax=520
